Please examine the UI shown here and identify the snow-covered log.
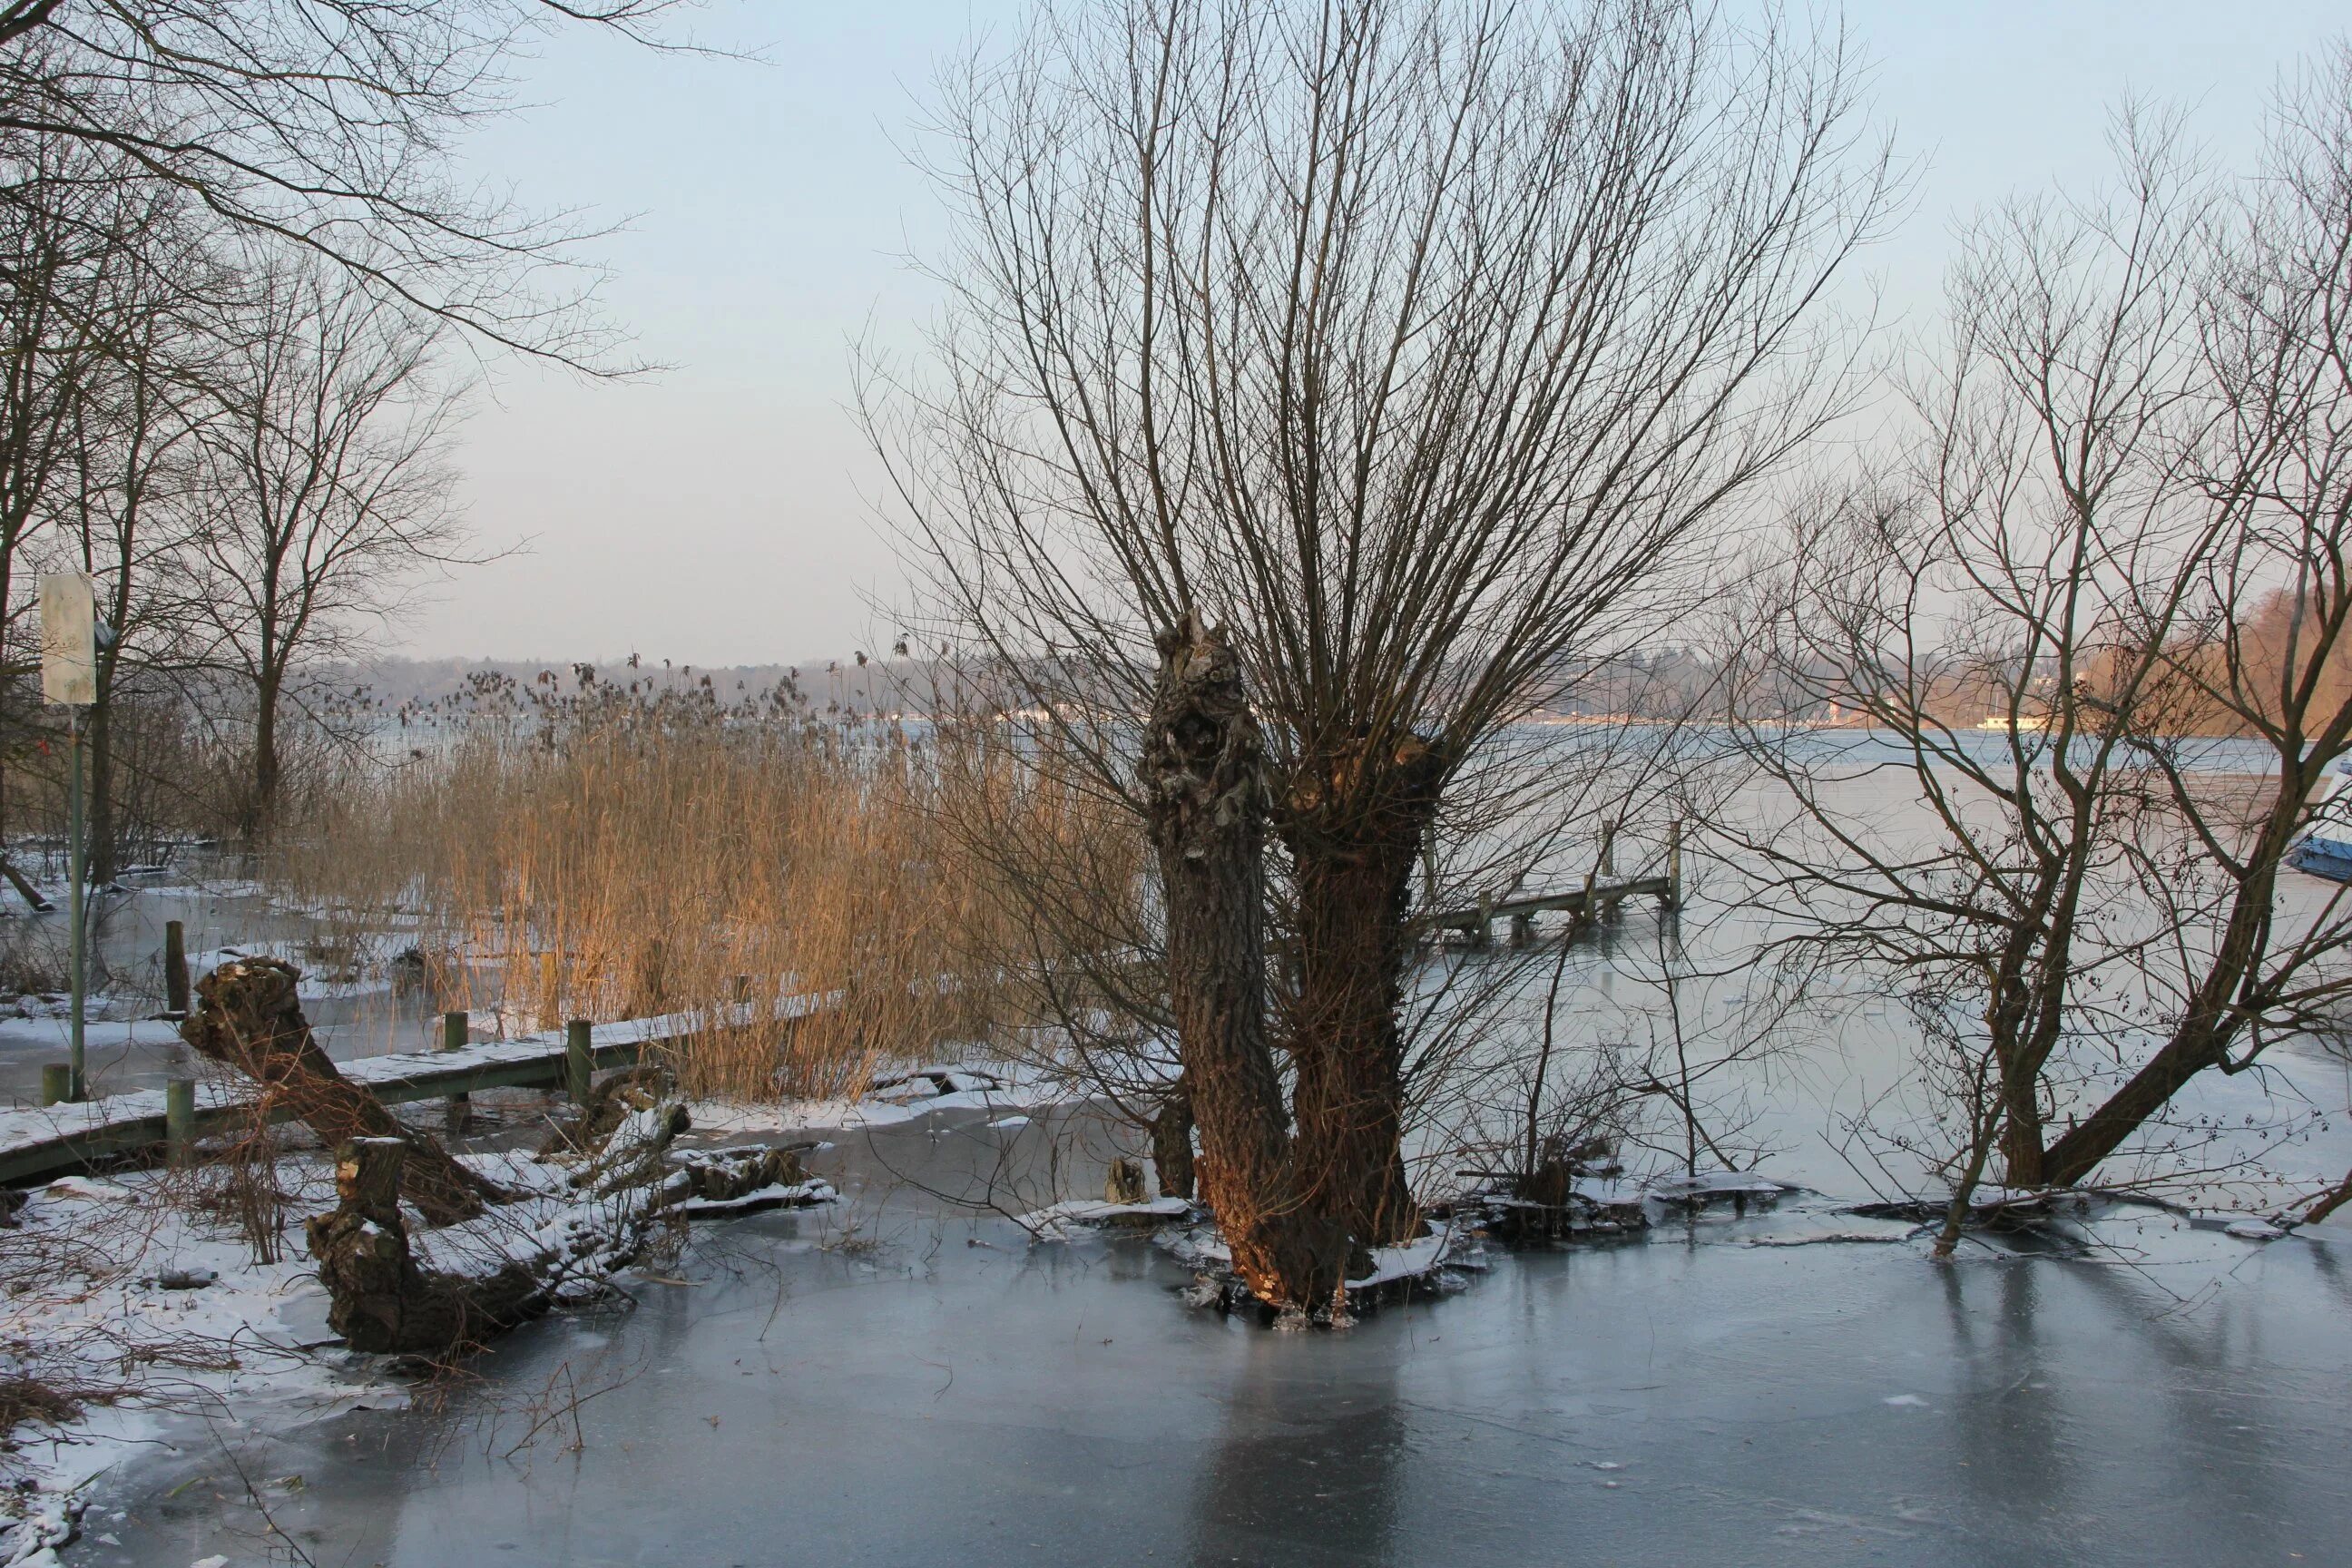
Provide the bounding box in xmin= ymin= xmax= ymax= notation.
xmin=308 ymin=1081 xmax=829 ymax=1357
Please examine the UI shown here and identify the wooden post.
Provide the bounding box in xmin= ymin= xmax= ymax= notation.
xmin=566 ymin=1018 xmax=593 ymax=1104
xmin=1473 ymin=893 xmax=1494 ymax=948
xmin=441 ymin=1009 xmax=470 ymax=1136
xmin=163 ymin=919 xmax=190 ymax=1016
xmin=165 ymin=1076 xmax=195 ymax=1166
xmin=1665 ymin=818 xmax=1683 ymax=911
xmin=1510 ymin=912 xmax=1534 ymax=947
xmin=39 ymin=1063 xmax=70 ymax=1106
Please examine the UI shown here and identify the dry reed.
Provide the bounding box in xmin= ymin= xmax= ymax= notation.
xmin=266 ymin=669 xmax=1129 ymax=1100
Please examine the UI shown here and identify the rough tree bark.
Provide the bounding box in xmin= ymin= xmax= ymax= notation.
xmin=180 ymin=956 xmax=509 ymax=1225
xmin=1281 ymin=736 xmax=1446 ymax=1246
xmin=1142 ymin=614 xmax=1347 ymax=1311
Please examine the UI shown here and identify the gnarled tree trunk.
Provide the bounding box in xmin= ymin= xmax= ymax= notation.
xmin=1142 ymin=614 xmax=1346 ymax=1311
xmin=1282 ymin=736 xmax=1445 ymax=1246
xmin=181 ymin=956 xmax=509 ymax=1225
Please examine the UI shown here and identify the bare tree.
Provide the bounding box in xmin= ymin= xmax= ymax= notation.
xmin=190 ymin=258 xmax=467 ymax=836
xmin=1732 ymin=54 xmax=2352 ymax=1228
xmin=1730 ymin=110 xmax=2217 ymax=1209
xmin=2044 ymin=46 xmax=2352 ymax=1188
xmin=874 ymin=0 xmax=1895 ymax=1308
xmin=0 ymin=139 xmax=130 ymax=874
xmin=0 ymin=0 xmax=697 ymax=364
xmin=52 ymin=182 xmax=220 ymax=879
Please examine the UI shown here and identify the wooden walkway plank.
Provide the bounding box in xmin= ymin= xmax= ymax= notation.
xmin=0 ymin=993 xmax=830 ymax=1188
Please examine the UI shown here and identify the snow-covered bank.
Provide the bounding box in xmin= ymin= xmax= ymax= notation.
xmin=690 ymin=1057 xmax=1082 ymax=1137
xmin=0 ymin=1165 xmax=399 ymax=1565
xmin=0 ymin=1097 xmax=854 ymax=1561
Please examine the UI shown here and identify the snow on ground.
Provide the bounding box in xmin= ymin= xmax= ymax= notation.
xmin=690 ymin=1056 xmax=1082 ymax=1137
xmin=0 ymin=1112 xmax=844 ymax=1563
xmin=1016 ymin=1196 xmax=1191 ymax=1239
xmin=0 ymin=1164 xmax=399 ymax=1565
xmin=1346 ymin=1222 xmax=1478 ymax=1290
xmin=179 ymin=945 xmax=400 ymax=1004
xmin=1141 ymin=1213 xmax=1485 ymax=1299
xmin=0 ymin=1016 xmax=179 ymax=1057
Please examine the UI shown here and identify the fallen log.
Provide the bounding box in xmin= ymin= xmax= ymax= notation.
xmin=307 ymin=1075 xmax=830 ymax=1357
xmin=181 ymin=956 xmax=509 ymax=1225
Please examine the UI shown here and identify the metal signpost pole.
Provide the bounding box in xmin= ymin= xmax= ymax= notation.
xmin=66 ymin=705 xmax=85 ymax=1102
xmin=41 ymin=573 xmax=97 ymax=1103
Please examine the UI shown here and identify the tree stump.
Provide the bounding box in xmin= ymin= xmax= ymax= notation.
xmin=181 ymin=956 xmax=509 ymax=1225
xmin=1104 ymin=1157 xmax=1148 ymax=1205
xmin=304 ymin=1140 xmax=540 ymax=1355
xmin=308 ymin=1098 xmax=827 ymax=1358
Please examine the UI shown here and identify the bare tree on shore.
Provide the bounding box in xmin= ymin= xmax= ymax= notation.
xmin=874 ymin=0 xmax=1896 ymax=1308
xmin=1730 ymin=51 xmax=2352 ymax=1235
xmin=51 ymin=183 xmax=230 ymax=880
xmin=0 ymin=141 xmax=135 ymax=873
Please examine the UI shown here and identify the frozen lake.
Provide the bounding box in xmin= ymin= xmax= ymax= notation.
xmin=59 ymin=1106 xmax=2352 ymax=1568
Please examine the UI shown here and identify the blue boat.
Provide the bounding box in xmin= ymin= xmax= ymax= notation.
xmin=2288 ymin=760 xmax=2352 ymax=883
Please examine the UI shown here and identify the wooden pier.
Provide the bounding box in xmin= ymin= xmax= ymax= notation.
xmin=1431 ymin=820 xmax=1685 ymax=947
xmin=1431 ymin=873 xmax=1679 ymax=946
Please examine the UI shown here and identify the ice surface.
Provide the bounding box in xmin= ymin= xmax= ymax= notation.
xmin=48 ymin=1119 xmax=2351 ymax=1568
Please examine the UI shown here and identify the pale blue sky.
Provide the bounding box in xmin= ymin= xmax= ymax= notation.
xmin=407 ymin=1 xmax=2350 ymax=666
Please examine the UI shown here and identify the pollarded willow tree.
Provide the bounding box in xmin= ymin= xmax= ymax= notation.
xmin=872 ymin=0 xmax=1896 ymax=1311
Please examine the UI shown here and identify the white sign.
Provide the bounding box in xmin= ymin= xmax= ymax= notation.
xmin=39 ymin=573 xmax=96 ymax=705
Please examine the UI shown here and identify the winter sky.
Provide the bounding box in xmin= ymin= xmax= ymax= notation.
xmin=410 ymin=1 xmax=2352 ymax=669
